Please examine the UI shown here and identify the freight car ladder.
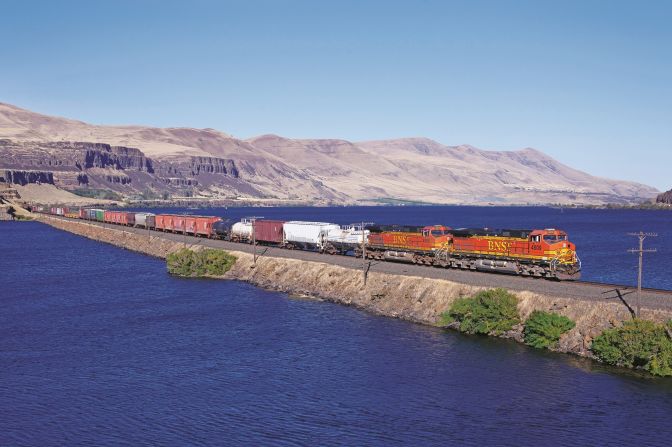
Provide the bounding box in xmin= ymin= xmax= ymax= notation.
xmin=434 ymin=245 xmax=451 ymax=267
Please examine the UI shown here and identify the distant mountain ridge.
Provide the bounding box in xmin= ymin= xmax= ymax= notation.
xmin=0 ymin=102 xmax=659 ymax=205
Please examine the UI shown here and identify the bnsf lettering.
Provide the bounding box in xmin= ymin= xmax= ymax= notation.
xmin=487 ymin=240 xmax=512 ymax=252
xmin=392 ymin=234 xmax=407 ymax=244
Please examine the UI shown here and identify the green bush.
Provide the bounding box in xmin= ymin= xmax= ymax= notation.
xmin=524 ymin=311 xmax=575 ymax=349
xmin=167 ymin=248 xmax=237 ymax=277
xmin=591 ymin=319 xmax=672 ymax=376
xmin=440 ymin=288 xmax=520 ymax=335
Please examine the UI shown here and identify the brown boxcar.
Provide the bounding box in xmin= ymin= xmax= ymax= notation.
xmin=104 ymin=210 xmax=135 ymax=226
xmin=121 ymin=211 xmax=135 ymax=226
xmin=253 ymin=220 xmax=285 ymax=244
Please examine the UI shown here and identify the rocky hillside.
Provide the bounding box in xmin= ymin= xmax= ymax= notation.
xmin=656 ymin=189 xmax=672 ymax=204
xmin=0 ymin=102 xmax=659 ymax=205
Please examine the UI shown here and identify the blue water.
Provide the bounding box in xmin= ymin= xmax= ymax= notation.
xmin=2 ymin=218 xmax=672 ymax=446
xmin=131 ymin=205 xmax=672 ymax=290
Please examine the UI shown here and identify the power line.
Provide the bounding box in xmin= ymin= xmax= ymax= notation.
xmin=627 ymin=231 xmax=657 ymax=318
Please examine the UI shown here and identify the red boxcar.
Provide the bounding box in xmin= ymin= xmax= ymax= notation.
xmin=253 ymin=220 xmax=285 ymax=244
xmin=79 ymin=209 xmax=87 ymax=219
xmin=103 ymin=210 xmax=135 ymax=226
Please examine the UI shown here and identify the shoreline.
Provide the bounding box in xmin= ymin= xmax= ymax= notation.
xmin=33 ymin=215 xmax=672 ymax=371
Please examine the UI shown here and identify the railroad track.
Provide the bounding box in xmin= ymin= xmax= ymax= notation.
xmin=577 ymin=281 xmax=672 ymax=295
xmin=36 ymin=215 xmax=672 ymax=310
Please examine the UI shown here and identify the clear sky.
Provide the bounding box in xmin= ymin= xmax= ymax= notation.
xmin=2 ymin=0 xmax=670 ymax=190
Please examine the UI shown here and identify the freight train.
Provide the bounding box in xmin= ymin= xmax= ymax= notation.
xmin=32 ymin=206 xmax=581 ymax=280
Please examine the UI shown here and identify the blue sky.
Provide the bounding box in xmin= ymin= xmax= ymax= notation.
xmin=2 ymin=0 xmax=670 ymax=189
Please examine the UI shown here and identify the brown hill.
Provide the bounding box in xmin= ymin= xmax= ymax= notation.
xmin=0 ymin=102 xmax=659 ymax=205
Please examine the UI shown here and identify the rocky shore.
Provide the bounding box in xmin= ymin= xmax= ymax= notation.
xmin=36 ymin=215 xmax=672 ymax=361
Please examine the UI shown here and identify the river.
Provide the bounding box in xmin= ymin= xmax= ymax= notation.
xmin=2 ymin=212 xmax=672 ymax=446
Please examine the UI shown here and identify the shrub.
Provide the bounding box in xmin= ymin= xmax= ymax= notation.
xmin=441 ymin=288 xmax=520 ymax=335
xmin=167 ymin=248 xmax=237 ymax=277
xmin=591 ymin=319 xmax=672 ymax=376
xmin=524 ymin=311 xmax=575 ymax=349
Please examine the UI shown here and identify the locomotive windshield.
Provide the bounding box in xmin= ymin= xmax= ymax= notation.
xmin=543 ymin=234 xmax=567 ymax=242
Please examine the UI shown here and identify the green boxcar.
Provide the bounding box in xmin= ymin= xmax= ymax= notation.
xmin=95 ymin=210 xmax=105 ymax=221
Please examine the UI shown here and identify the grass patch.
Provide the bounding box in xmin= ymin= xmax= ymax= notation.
xmin=167 ymin=248 xmax=237 ymax=277
xmin=439 ymin=288 xmax=520 ymax=335
xmin=591 ymin=319 xmax=672 ymax=376
xmin=524 ymin=311 xmax=575 ymax=349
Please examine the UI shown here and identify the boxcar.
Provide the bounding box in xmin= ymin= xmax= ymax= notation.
xmin=253 ymin=220 xmax=285 ymax=244
xmin=118 ymin=211 xmax=135 ymax=226
xmin=95 ymin=209 xmax=105 ymax=222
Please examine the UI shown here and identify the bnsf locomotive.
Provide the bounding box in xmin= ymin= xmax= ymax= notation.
xmin=35 ymin=206 xmax=581 ymax=280
xmin=365 ymin=225 xmax=580 ymax=280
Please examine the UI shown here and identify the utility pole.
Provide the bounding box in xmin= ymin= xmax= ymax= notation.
xmin=248 ymin=216 xmax=264 ymax=265
xmin=627 ymin=231 xmax=657 ymax=318
xmin=361 ymin=221 xmax=366 ymax=261
xmin=183 ymin=213 xmax=187 ymax=248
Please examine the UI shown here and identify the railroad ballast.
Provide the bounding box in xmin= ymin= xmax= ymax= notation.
xmin=34 ymin=206 xmax=581 ymax=280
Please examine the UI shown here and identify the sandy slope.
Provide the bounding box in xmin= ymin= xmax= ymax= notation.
xmin=0 ymin=102 xmax=659 ymax=204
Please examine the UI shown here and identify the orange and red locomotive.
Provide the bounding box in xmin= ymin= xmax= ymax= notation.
xmin=366 ymin=225 xmax=580 ymax=280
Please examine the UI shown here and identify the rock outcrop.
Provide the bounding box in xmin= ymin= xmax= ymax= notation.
xmin=0 ymin=169 xmax=54 ymax=185
xmin=656 ymin=189 xmax=672 ymax=204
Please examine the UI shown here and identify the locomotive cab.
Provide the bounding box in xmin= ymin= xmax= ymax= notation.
xmin=529 ymin=229 xmax=580 ymax=278
xmin=422 ymin=225 xmax=451 ymax=239
xmin=530 ymin=229 xmax=572 ymax=250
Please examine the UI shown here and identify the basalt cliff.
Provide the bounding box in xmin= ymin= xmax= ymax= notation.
xmin=656 ymin=188 xmax=672 ymax=205
xmin=0 ymin=102 xmax=658 ymax=205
